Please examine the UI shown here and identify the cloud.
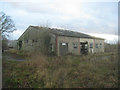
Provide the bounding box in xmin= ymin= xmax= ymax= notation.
xmin=0 ymin=1 xmax=118 ymax=42
xmin=3 ymin=0 xmax=119 ymax=2
xmin=6 ymin=0 xmax=84 ymax=17
xmin=86 ymin=33 xmax=118 ymax=44
xmin=88 ymin=33 xmax=118 ymax=41
xmin=9 ymin=29 xmax=24 ymax=40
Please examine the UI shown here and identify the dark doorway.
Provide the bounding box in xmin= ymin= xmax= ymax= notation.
xmin=59 ymin=43 xmax=68 ymax=55
xmin=18 ymin=41 xmax=22 ymax=50
xmin=80 ymin=41 xmax=88 ymax=54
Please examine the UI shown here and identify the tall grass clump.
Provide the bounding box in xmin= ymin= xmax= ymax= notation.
xmin=3 ymin=52 xmax=118 ymax=88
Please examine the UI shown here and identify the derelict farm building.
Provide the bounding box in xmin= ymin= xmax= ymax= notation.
xmin=18 ymin=26 xmax=104 ymax=56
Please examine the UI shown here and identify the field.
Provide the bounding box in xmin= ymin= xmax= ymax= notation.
xmin=2 ymin=50 xmax=118 ymax=88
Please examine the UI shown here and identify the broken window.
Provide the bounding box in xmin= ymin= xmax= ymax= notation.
xmin=62 ymin=43 xmax=67 ymax=46
xmin=96 ymin=43 xmax=98 ymax=48
xmin=80 ymin=42 xmax=88 ymax=54
xmin=73 ymin=43 xmax=78 ymax=48
xmin=90 ymin=43 xmax=93 ymax=48
xmin=100 ymin=43 xmax=102 ymax=48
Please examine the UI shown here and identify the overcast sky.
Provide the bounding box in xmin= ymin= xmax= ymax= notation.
xmin=0 ymin=0 xmax=118 ymax=44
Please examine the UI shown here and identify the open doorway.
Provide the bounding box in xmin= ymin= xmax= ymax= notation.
xmin=80 ymin=41 xmax=88 ymax=54
xmin=18 ymin=41 xmax=22 ymax=50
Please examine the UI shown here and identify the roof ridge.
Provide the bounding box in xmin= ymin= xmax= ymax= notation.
xmin=28 ymin=25 xmax=104 ymax=40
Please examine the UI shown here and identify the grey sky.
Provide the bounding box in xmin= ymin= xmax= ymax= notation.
xmin=0 ymin=0 xmax=118 ymax=43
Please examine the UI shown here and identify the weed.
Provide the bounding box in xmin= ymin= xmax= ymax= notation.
xmin=3 ymin=52 xmax=118 ymax=88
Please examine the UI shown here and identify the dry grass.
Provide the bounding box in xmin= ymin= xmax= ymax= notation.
xmin=8 ymin=49 xmax=31 ymax=56
xmin=3 ymin=52 xmax=118 ymax=88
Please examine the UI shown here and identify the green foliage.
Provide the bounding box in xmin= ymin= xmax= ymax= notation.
xmin=39 ymin=31 xmax=51 ymax=55
xmin=3 ymin=52 xmax=118 ymax=88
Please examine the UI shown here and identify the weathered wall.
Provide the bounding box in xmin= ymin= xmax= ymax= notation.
xmin=57 ymin=36 xmax=104 ymax=56
xmin=18 ymin=26 xmax=104 ymax=55
xmin=18 ymin=26 xmax=41 ymax=52
xmin=80 ymin=38 xmax=104 ymax=53
xmin=57 ymin=36 xmax=80 ymax=56
xmin=94 ymin=39 xmax=104 ymax=53
xmin=18 ymin=26 xmax=52 ymax=53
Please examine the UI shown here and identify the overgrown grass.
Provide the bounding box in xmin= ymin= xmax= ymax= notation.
xmin=8 ymin=49 xmax=31 ymax=56
xmin=3 ymin=52 xmax=118 ymax=88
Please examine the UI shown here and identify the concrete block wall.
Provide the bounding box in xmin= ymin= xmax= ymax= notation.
xmin=57 ymin=36 xmax=80 ymax=56
xmin=94 ymin=39 xmax=104 ymax=53
xmin=57 ymin=36 xmax=104 ymax=56
xmin=80 ymin=38 xmax=104 ymax=53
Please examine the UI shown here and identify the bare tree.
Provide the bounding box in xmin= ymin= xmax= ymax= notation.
xmin=0 ymin=12 xmax=16 ymax=52
xmin=0 ymin=12 xmax=16 ymax=39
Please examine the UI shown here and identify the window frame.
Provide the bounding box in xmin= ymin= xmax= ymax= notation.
xmin=100 ymin=43 xmax=102 ymax=48
xmin=95 ymin=43 xmax=98 ymax=48
xmin=90 ymin=43 xmax=93 ymax=48
xmin=73 ymin=43 xmax=78 ymax=49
